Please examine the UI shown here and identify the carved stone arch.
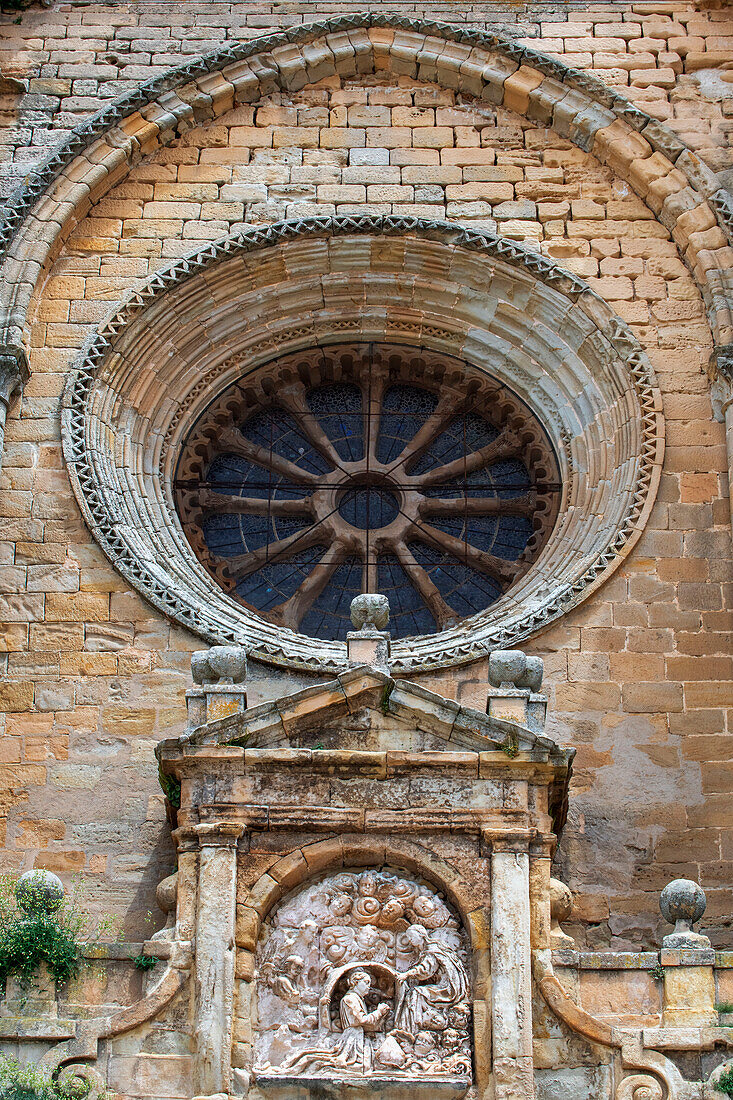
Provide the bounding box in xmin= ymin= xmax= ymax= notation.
xmin=1 ymin=12 xmax=731 ymax=361
xmin=241 ymin=835 xmax=483 ymax=951
xmin=243 ymin=839 xmax=481 ymax=1092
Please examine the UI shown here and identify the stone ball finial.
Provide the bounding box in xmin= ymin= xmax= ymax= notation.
xmin=489 ymin=649 xmax=544 ymax=691
xmin=15 ymin=869 xmax=64 ymax=915
xmin=660 ymin=878 xmax=706 ymax=926
xmin=207 ymin=645 xmax=247 ymax=684
xmin=156 ymin=872 xmax=178 ymax=916
xmin=191 ymin=650 xmax=212 ymax=685
xmin=350 ymin=593 xmax=390 ymax=633
xmin=191 ymin=646 xmax=247 ymax=684
xmin=660 ymin=878 xmax=710 ymax=949
xmin=550 ymin=878 xmax=573 ymax=925
xmin=518 ymin=655 xmax=544 ymax=692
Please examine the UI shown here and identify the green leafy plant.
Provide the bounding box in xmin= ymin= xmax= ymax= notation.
xmin=158 ymin=768 xmax=181 ymax=810
xmin=717 ymin=1065 xmax=733 ymax=1096
xmin=501 ymin=732 xmax=519 ymax=758
xmin=0 ymin=875 xmax=120 ymax=988
xmin=650 ymin=962 xmax=665 ymax=983
xmin=0 ymin=1055 xmax=93 ymax=1100
xmin=133 ymin=954 xmax=157 ymax=972
xmin=380 ymin=684 xmax=393 ymax=715
xmin=716 ymin=1002 xmax=733 ymax=1014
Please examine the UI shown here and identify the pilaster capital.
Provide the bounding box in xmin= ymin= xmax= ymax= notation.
xmin=0 ymin=344 xmax=29 ymax=406
xmin=529 ymin=835 xmax=555 ymax=859
xmin=171 ymin=826 xmax=200 ymax=854
xmin=484 ymin=828 xmax=533 ymax=854
xmin=192 ymin=821 xmax=245 ymax=849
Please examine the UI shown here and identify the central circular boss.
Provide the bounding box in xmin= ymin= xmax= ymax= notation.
xmin=337 ymin=478 xmax=402 ymax=532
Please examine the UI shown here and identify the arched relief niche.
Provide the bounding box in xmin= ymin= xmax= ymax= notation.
xmin=250 ymin=868 xmax=474 ymax=1094
xmin=61 ymin=216 xmax=664 ymax=673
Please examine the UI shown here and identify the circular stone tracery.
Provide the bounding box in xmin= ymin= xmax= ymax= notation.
xmin=61 ymin=217 xmax=664 ymax=674
xmin=175 ymin=344 xmax=560 ymax=641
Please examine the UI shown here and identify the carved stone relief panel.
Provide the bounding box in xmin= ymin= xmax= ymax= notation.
xmin=252 ymin=869 xmax=472 ymax=1088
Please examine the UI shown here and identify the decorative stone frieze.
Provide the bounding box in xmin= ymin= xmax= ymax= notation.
xmin=253 ymin=870 xmax=472 ymax=1093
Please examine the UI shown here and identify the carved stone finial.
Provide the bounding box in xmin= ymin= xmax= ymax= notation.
xmin=191 ymin=645 xmax=247 ymax=685
xmin=188 ymin=646 xmax=248 ymax=728
xmin=350 ymin=593 xmax=390 ymax=633
xmin=549 ymin=878 xmax=575 ymax=948
xmin=660 ymin=878 xmax=710 ymax=949
xmin=15 ymin=869 xmax=64 ymax=914
xmin=488 ymin=649 xmax=544 ymax=691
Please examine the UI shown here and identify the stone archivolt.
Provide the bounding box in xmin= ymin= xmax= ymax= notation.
xmin=0 ymin=13 xmax=731 ymax=365
xmin=60 ymin=218 xmax=664 ymax=673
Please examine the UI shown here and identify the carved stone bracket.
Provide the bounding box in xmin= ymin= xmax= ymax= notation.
xmin=37 ymin=952 xmax=191 ymax=1076
xmin=0 ymin=343 xmax=28 ymax=474
xmin=708 ymin=344 xmax=733 ymax=533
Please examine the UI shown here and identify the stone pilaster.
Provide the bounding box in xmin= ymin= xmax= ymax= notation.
xmin=192 ymin=821 xmax=244 ymax=1098
xmin=0 ymin=345 xmax=28 ymax=475
xmin=490 ymin=832 xmax=535 ymax=1100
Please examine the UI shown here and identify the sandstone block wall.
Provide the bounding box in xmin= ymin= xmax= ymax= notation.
xmin=0 ymin=0 xmax=731 ymax=949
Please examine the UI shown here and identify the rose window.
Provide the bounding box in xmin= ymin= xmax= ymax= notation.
xmin=175 ymin=344 xmax=560 ymax=641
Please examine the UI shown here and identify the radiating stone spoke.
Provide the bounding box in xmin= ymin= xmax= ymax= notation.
xmin=277 ymin=384 xmax=344 ymax=471
xmin=220 ymin=524 xmax=328 ymax=580
xmin=266 ymin=544 xmax=347 ymax=629
xmin=198 ymin=489 xmax=315 ymax=517
xmin=394 ymin=541 xmax=458 ymax=629
xmin=218 ymin=426 xmax=320 ymax=487
xmin=417 ymin=523 xmax=520 ymax=586
xmin=363 ymin=369 xmax=386 ymax=464
xmin=388 ymin=395 xmax=469 ymax=474
xmin=417 ymin=430 xmax=523 ymax=488
xmin=420 ymin=491 xmax=537 ymax=518
xmin=182 ymin=354 xmax=559 ymax=639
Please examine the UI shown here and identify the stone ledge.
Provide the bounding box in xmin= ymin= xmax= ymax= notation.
xmin=0 ymin=1018 xmax=77 ymax=1041
xmin=553 ymin=950 xmax=659 ymax=969
xmin=79 ymin=941 xmax=146 ymax=959
xmin=553 ymin=949 xmax=733 ymax=970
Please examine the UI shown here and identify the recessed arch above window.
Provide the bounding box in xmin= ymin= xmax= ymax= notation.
xmin=61 ymin=216 xmax=664 ymax=674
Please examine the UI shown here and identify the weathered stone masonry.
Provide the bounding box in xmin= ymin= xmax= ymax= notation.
xmin=0 ymin=0 xmax=731 ymax=977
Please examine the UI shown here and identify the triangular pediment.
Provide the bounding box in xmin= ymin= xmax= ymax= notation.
xmin=158 ymin=666 xmax=570 ymax=766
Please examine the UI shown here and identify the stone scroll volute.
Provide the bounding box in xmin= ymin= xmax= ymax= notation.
xmin=250 ymin=869 xmax=473 ymax=1093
